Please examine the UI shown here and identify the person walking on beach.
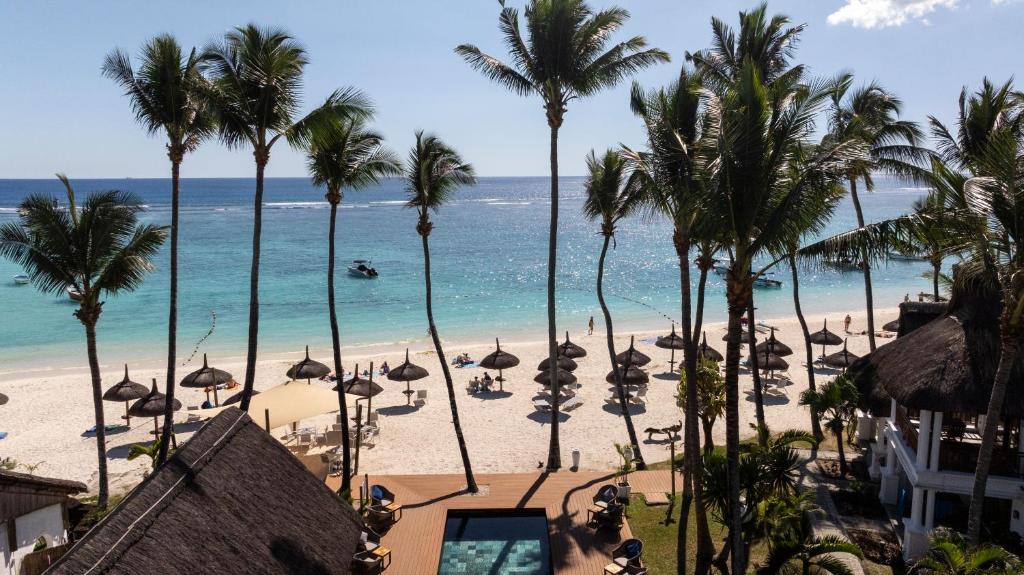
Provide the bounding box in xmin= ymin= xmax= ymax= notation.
xmin=844 ymin=314 xmax=852 ymax=334
xmin=588 ymin=316 xmax=595 ymax=335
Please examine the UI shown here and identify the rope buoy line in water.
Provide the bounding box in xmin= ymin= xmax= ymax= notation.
xmin=182 ymin=310 xmax=216 ymax=366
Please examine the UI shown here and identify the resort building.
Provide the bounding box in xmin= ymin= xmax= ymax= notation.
xmin=45 ymin=408 xmax=365 ymax=574
xmin=0 ymin=470 xmax=85 ymax=575
xmin=851 ymin=299 xmax=1024 ymax=559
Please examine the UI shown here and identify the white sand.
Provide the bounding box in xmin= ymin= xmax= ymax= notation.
xmin=0 ymin=307 xmax=897 ymax=497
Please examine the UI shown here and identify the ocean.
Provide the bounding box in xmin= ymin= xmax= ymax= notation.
xmin=0 ymin=176 xmax=931 ymax=373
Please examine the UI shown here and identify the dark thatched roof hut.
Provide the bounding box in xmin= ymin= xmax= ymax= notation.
xmin=847 ymin=295 xmax=1024 ymax=417
xmin=45 ymin=408 xmax=363 ymax=575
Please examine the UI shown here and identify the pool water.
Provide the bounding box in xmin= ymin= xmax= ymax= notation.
xmin=438 ymin=510 xmax=552 ymax=575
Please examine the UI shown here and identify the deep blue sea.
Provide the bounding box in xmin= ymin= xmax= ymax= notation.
xmin=0 ymin=177 xmax=932 ymax=372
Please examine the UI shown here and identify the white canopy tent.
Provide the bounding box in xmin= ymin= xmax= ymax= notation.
xmin=201 ymin=381 xmax=360 ymax=430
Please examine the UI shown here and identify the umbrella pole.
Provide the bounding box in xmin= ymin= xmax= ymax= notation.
xmin=499 ymin=369 xmax=504 ymax=391
xmin=124 ymin=402 xmax=131 ymax=428
xmin=213 ymin=385 xmax=220 ymax=407
xmin=406 ymin=382 xmax=411 ymax=406
xmin=670 ymin=348 xmax=676 ymax=373
xmin=153 ymin=417 xmax=159 ymax=439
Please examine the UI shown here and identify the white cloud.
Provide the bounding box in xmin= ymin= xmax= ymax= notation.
xmin=827 ymin=0 xmax=958 ymax=28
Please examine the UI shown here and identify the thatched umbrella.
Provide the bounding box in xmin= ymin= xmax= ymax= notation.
xmin=102 ymin=364 xmax=149 ymax=427
xmin=698 ymin=332 xmax=724 ymax=362
xmin=538 ymin=355 xmax=578 ymax=372
xmin=616 ymin=336 xmax=651 ymax=367
xmin=655 ymin=324 xmax=685 ymax=372
xmin=755 ymin=328 xmax=793 ymax=357
xmin=606 ymin=364 xmax=649 ymax=386
xmin=286 ymin=346 xmax=330 ymax=383
xmin=0 ymin=392 xmax=7 ymax=406
xmin=478 ymin=339 xmax=520 ymax=390
xmin=557 ymin=331 xmax=587 ymax=359
xmin=882 ymin=319 xmax=900 ymax=333
xmin=823 ymin=339 xmax=859 ymax=369
xmin=533 ymin=368 xmax=577 ymax=387
xmin=180 ymin=354 xmax=233 ymax=406
xmin=222 ymin=389 xmax=259 ymax=406
xmin=809 ymin=319 xmax=843 ymax=359
xmin=129 ymin=379 xmax=182 ymax=437
xmin=335 ymin=364 xmax=385 ymax=414
xmin=750 ymin=347 xmax=789 ymax=379
xmin=722 ymin=328 xmax=755 ymax=342
xmin=387 ymin=349 xmax=430 ymax=403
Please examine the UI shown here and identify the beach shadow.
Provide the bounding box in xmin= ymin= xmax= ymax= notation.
xmin=527 ymin=410 xmax=569 ymax=424
xmin=81 ymin=426 xmax=129 ymax=438
xmin=643 ymin=433 xmax=680 ymax=445
xmin=173 ymin=420 xmax=206 ymax=433
xmin=377 ymin=405 xmax=419 ymax=416
xmin=653 ymin=372 xmax=679 ymax=381
xmin=601 ymin=403 xmax=647 ymax=416
xmin=745 ymin=390 xmax=790 ymax=406
xmin=473 ymin=391 xmax=513 ymax=401
xmin=106 ymin=440 xmax=152 ymax=460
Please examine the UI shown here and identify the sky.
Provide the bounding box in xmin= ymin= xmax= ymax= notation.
xmin=0 ymin=0 xmax=1021 ymax=179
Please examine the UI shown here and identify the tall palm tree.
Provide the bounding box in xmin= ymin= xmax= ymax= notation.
xmin=0 ymin=176 xmax=166 ymax=508
xmin=456 ymin=0 xmax=668 ymax=470
xmin=799 ymin=375 xmax=859 ymax=476
xmin=623 ymin=63 xmax=718 ymax=573
xmin=784 ymin=237 xmax=822 ymax=441
xmin=201 ymin=25 xmax=371 ymax=410
xmin=758 ymin=516 xmax=863 ymax=575
xmin=582 ymin=149 xmax=644 ymax=467
xmin=102 ymin=34 xmax=215 ymax=466
xmin=708 ymin=64 xmax=860 ymax=574
xmin=305 ymin=117 xmax=400 ymax=497
xmin=825 ymin=73 xmax=927 ymax=352
xmin=403 ymin=131 xmax=478 ymax=492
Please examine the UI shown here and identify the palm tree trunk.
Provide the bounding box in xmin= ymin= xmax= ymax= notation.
xmin=849 ymin=178 xmax=877 ymax=351
xmin=84 ymin=318 xmax=109 ymax=509
xmin=966 ymin=330 xmax=1019 ymax=544
xmin=932 ymin=258 xmax=941 ymax=301
xmin=701 ymin=417 xmax=715 ymax=455
xmin=422 ymin=227 xmax=477 ymax=492
xmin=835 ymin=426 xmax=847 ymax=476
xmin=327 ymin=196 xmax=352 ymax=496
xmin=789 ymin=253 xmax=822 ymax=440
xmin=597 ymin=234 xmax=644 ymax=467
xmin=157 ymin=157 xmax=181 ymax=466
xmin=746 ymin=300 xmax=767 ymax=441
xmin=677 ymin=232 xmax=714 ymax=574
xmin=545 ymin=123 xmax=561 ymax=471
xmin=724 ymin=270 xmax=750 ymax=575
xmin=240 ymin=153 xmax=267 ymax=411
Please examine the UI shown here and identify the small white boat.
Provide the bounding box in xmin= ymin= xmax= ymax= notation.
xmin=13 ymin=274 xmax=29 ymax=285
xmin=712 ymin=264 xmax=729 ymax=276
xmin=888 ymin=252 xmax=925 ymax=262
xmin=347 ymin=260 xmax=378 ymax=279
xmin=67 ymin=286 xmax=83 ymax=301
xmin=753 ymin=275 xmax=783 ymax=289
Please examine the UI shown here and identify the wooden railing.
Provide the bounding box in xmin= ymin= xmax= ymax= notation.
xmin=937 ymin=441 xmax=1023 ymax=477
xmin=895 ymin=406 xmax=918 ymax=453
xmin=19 ymin=544 xmax=69 ymax=575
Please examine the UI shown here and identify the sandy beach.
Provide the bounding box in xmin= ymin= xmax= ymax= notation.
xmin=0 ymin=306 xmax=898 ymax=498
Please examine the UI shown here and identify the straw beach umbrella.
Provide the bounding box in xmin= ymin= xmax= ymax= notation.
xmin=557 ymin=331 xmax=587 ymax=359
xmin=655 ymin=324 xmax=685 ymax=372
xmin=387 ymin=349 xmax=430 ymax=403
xmin=286 ymin=346 xmax=330 ymax=383
xmin=616 ymin=336 xmax=651 ymax=367
xmin=809 ymin=319 xmax=843 ymax=359
xmin=823 ymin=339 xmax=859 ymax=369
xmin=606 ymin=364 xmax=649 ymax=387
xmin=538 ymin=356 xmax=578 ymax=372
xmin=0 ymin=392 xmax=7 ymax=406
xmin=533 ymin=368 xmax=577 ymax=387
xmin=478 ymin=339 xmax=520 ymax=390
xmin=222 ymin=389 xmax=259 ymax=406
xmin=335 ymin=364 xmax=385 ymax=414
xmin=882 ymin=319 xmax=900 ymax=333
xmin=723 ymin=328 xmax=755 ymax=342
xmin=755 ymin=328 xmax=793 ymax=357
xmin=102 ymin=364 xmax=149 ymax=427
xmin=180 ymin=354 xmax=232 ymax=406
xmin=129 ymin=379 xmax=182 ymax=437
xmin=698 ymin=332 xmax=724 ymax=362
xmin=750 ymin=348 xmax=788 ymax=379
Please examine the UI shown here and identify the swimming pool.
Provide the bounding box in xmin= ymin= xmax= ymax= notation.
xmin=438 ymin=510 xmax=552 ymax=574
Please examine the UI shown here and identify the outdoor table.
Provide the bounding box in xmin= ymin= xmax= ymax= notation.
xmin=385 ymin=502 xmax=403 ymax=522
xmin=603 ymin=562 xmax=626 ymax=575
xmin=372 ymin=546 xmax=392 ymax=570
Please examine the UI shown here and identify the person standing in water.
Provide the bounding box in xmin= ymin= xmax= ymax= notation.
xmin=588 ymin=316 xmax=595 ymax=335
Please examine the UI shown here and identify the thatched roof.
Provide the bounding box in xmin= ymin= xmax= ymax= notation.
xmin=1 ymin=471 xmax=86 ymax=524
xmin=45 ymin=408 xmax=363 ymax=575
xmin=847 ymin=296 xmax=1024 ymax=417
xmin=1 ymin=470 xmax=86 ymax=495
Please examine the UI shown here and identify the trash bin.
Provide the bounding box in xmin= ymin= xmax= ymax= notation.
xmin=571 ymin=448 xmax=581 ymax=468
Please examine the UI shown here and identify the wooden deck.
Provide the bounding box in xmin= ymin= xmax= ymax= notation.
xmin=327 ymin=469 xmax=675 ymax=574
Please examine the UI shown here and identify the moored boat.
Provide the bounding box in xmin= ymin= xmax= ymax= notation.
xmin=67 ymin=286 xmax=82 ymax=301
xmin=13 ymin=274 xmax=29 ymax=285
xmin=347 ymin=260 xmax=378 ymax=279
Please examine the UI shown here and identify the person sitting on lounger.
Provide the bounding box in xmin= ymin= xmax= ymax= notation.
xmin=380 ymin=361 xmax=390 ymax=375
xmin=482 ymin=372 xmax=493 ymax=388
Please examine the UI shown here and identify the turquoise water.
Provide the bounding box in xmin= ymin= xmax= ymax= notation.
xmin=0 ymin=177 xmax=931 ymax=372
xmin=439 ymin=512 xmax=551 ymax=574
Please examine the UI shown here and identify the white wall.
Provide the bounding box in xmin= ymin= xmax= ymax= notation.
xmin=7 ymin=504 xmax=67 ymax=575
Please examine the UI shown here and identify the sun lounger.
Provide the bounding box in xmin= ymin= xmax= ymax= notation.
xmin=414 ymin=389 xmax=427 ymax=407
xmin=630 ymin=388 xmax=647 ymax=406
xmin=562 ymin=395 xmax=583 ymax=411
xmin=533 ymin=399 xmax=552 ymax=412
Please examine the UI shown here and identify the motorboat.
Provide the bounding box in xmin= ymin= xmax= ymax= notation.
xmin=712 ymin=264 xmax=729 ymax=276
xmin=67 ymin=286 xmax=83 ymax=301
xmin=13 ymin=274 xmax=29 ymax=285
xmin=825 ymin=257 xmax=863 ymax=272
xmin=347 ymin=260 xmax=378 ymax=279
xmin=888 ymin=251 xmax=925 ymax=262
xmin=753 ymin=275 xmax=783 ymax=289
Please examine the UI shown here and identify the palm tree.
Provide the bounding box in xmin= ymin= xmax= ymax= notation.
xmin=201 ymin=25 xmax=371 ymax=409
xmin=677 ymin=355 xmax=725 ymax=455
xmin=824 ymin=73 xmax=927 ymax=352
xmin=305 ymin=117 xmax=400 ymax=496
xmin=456 ymin=0 xmax=668 ymax=471
xmin=758 ymin=515 xmax=863 ymax=575
xmin=0 ymin=176 xmax=166 ymax=508
xmin=403 ymin=131 xmax=478 ymax=493
xmin=582 ymin=149 xmax=644 ymax=467
xmin=799 ymin=375 xmax=859 ymax=476
xmin=913 ymin=529 xmax=1022 ymax=575
xmin=102 ymin=34 xmax=215 ymax=466
xmin=784 ymin=237 xmax=822 ymax=441
xmin=624 ymin=63 xmax=719 ymax=572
